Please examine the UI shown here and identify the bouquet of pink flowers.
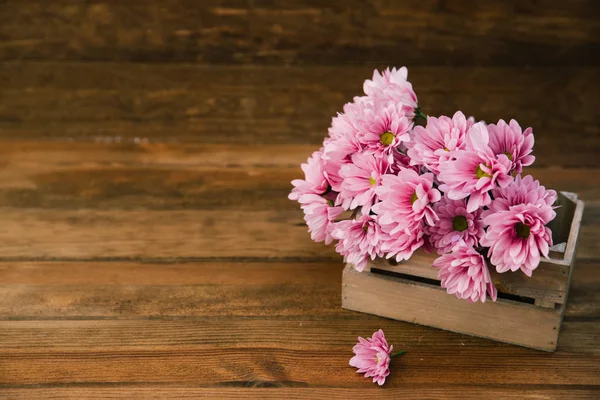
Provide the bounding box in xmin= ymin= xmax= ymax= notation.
xmin=289 ymin=67 xmax=558 ymax=303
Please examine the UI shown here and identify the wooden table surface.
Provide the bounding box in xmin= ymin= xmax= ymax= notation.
xmin=1 ymin=1 xmax=599 ymax=399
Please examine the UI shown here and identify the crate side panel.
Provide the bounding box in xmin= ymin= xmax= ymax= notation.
xmin=342 ymin=265 xmax=561 ymax=351
xmin=367 ymin=252 xmax=569 ymax=305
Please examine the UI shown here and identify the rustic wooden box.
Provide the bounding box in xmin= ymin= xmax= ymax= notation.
xmin=342 ymin=192 xmax=584 ymax=351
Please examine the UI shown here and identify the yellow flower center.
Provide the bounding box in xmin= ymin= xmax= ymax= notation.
xmin=475 ymin=164 xmax=492 ymax=179
xmin=369 ymin=176 xmax=377 ymax=186
xmin=515 ymin=222 xmax=530 ymax=238
xmin=443 ymin=147 xmax=450 ymax=152
xmin=452 ymin=215 xmax=468 ymax=232
xmin=380 ymin=131 xmax=395 ymax=146
xmin=410 ymin=192 xmax=419 ymax=204
xmin=504 ymin=152 xmax=513 ymax=161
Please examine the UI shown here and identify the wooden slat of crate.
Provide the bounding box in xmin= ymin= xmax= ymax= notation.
xmin=342 ymin=265 xmax=562 ymax=351
xmin=342 ymin=193 xmax=584 ymax=351
xmin=368 ymin=253 xmax=569 ymax=306
xmin=363 ymin=192 xmax=583 ymax=307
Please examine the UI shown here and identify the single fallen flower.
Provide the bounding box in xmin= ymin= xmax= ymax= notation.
xmin=349 ymin=329 xmax=406 ymax=385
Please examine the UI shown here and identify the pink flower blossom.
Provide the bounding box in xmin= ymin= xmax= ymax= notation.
xmin=389 ymin=149 xmax=414 ymax=174
xmin=325 ymin=101 xmax=364 ymax=159
xmin=487 ymin=119 xmax=535 ymax=173
xmin=339 ymin=152 xmax=389 ymax=214
xmin=438 ymin=122 xmax=513 ymax=213
xmin=427 ymin=197 xmax=484 ymax=254
xmin=406 ymin=111 xmax=473 ymax=174
xmin=321 ymin=151 xmax=348 ymax=193
xmin=349 ymin=329 xmax=396 ymax=385
xmin=373 ymin=169 xmax=441 ymax=233
xmin=487 ymin=174 xmax=557 ymax=214
xmin=433 ymin=243 xmax=498 ymax=303
xmin=299 ymin=194 xmax=344 ymax=245
xmin=481 ymin=204 xmax=555 ymax=277
xmin=332 ymin=214 xmax=384 ymax=271
xmin=355 ymin=101 xmax=412 ymax=164
xmin=289 ymin=150 xmax=329 ymax=201
xmin=363 ymin=67 xmax=418 ymax=117
xmin=379 ymin=225 xmax=426 ymax=262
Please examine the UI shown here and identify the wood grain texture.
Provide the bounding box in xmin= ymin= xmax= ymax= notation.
xmin=1 ymin=0 xmax=599 ymax=397
xmin=343 ymin=265 xmax=563 ymax=351
xmin=1 ymin=1 xmax=598 ymax=66
xmin=0 ymin=257 xmax=597 ymax=320
xmin=1 ymin=387 xmax=600 ymax=400
xmin=1 ymin=63 xmax=599 ymax=167
xmin=370 ymin=251 xmax=570 ymax=305
xmin=0 ymin=141 xmax=598 ymax=211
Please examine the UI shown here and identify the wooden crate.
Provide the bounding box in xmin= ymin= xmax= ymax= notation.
xmin=342 ymin=192 xmax=584 ymax=351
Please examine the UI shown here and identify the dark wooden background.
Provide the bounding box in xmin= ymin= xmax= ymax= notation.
xmin=0 ymin=1 xmax=599 ymax=399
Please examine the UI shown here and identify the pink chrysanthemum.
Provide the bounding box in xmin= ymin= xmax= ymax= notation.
xmin=339 ymin=152 xmax=389 ymax=214
xmin=373 ymin=169 xmax=441 ymax=233
xmin=363 ymin=67 xmax=418 ymax=117
xmin=349 ymin=329 xmax=393 ymax=386
xmin=487 ymin=119 xmax=535 ymax=173
xmin=355 ymin=102 xmax=412 ymax=164
xmin=406 ymin=111 xmax=473 ymax=174
xmin=298 ymin=194 xmax=344 ymax=245
xmin=379 ymin=225 xmax=426 ymax=262
xmin=389 ymin=149 xmax=414 ymax=174
xmin=481 ymin=204 xmax=555 ymax=277
xmin=325 ymin=101 xmax=364 ymax=159
xmin=289 ymin=150 xmax=329 ymax=201
xmin=427 ymin=197 xmax=484 ymax=254
xmin=371 ymin=169 xmax=440 ymax=261
xmin=433 ymin=242 xmax=498 ymax=303
xmin=487 ymin=174 xmax=558 ymax=214
xmin=332 ymin=214 xmax=384 ymax=271
xmin=438 ymin=122 xmax=513 ymax=213
xmin=321 ymin=151 xmax=348 ymax=193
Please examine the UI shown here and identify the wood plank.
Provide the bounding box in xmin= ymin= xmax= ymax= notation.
xmin=343 ymin=265 xmax=563 ymax=351
xmin=0 ymin=259 xmax=597 ymax=319
xmin=0 ymin=142 xmax=597 ymax=215
xmin=0 ymin=261 xmax=340 ymax=286
xmin=1 ymin=387 xmax=599 ymax=400
xmin=0 ymin=261 xmax=341 ymax=318
xmin=0 ymin=141 xmax=308 ymax=211
xmin=1 ymin=64 xmax=599 ymax=166
xmin=1 ymin=319 xmax=598 ymax=355
xmin=370 ymin=251 xmax=570 ymax=305
xmin=0 ymin=1 xmax=598 ymax=66
xmin=1 ymin=345 xmax=599 ymax=386
xmin=0 ymin=209 xmax=342 ymax=259
xmin=0 ymin=205 xmax=593 ymax=260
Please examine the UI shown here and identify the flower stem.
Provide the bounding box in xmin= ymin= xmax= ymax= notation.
xmin=414 ymin=106 xmax=427 ymax=121
xmin=391 ymin=350 xmax=407 ymax=358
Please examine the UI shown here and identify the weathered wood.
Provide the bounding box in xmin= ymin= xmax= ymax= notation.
xmin=1 ymin=64 xmax=599 ymax=167
xmin=0 ymin=1 xmax=598 ymax=66
xmin=1 ymin=319 xmax=599 ymax=354
xmin=343 ymin=194 xmax=585 ymax=350
xmin=0 ymin=205 xmax=596 ymax=260
xmin=0 ymin=141 xmax=596 ymax=213
xmin=370 ymin=193 xmax=584 ymax=305
xmin=343 ymin=266 xmax=563 ymax=351
xmin=1 ymin=387 xmax=599 ymax=400
xmin=0 ymin=0 xmax=598 ymax=394
xmin=2 ymin=338 xmax=600 ymax=386
xmin=370 ymin=252 xmax=570 ymax=305
xmin=0 ymin=258 xmax=597 ymax=320
xmin=0 ymin=209 xmax=341 ymax=259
